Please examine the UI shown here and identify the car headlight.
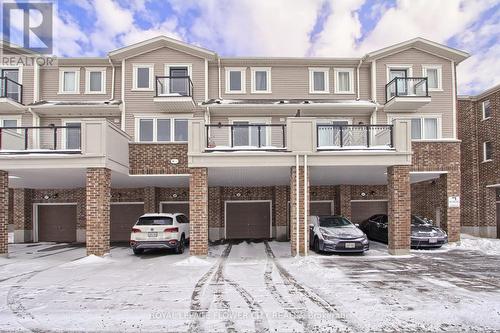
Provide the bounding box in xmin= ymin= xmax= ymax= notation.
xmin=361 ymin=236 xmax=369 ymax=245
xmin=321 ymin=232 xmax=339 ymax=242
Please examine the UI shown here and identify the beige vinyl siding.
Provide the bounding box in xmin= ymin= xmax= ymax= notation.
xmin=208 ymin=64 xmax=219 ymax=99
xmin=114 ymin=66 xmax=122 ymax=100
xmin=21 ymin=66 xmax=34 ymax=104
xmin=359 ymin=66 xmax=371 ymax=100
xmin=376 ymin=48 xmax=454 ymax=138
xmin=123 ymin=47 xmax=205 ymax=137
xmin=40 ymin=66 xmax=114 ymax=101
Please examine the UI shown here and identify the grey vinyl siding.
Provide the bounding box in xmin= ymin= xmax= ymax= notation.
xmin=21 ymin=66 xmax=34 ymax=104
xmin=375 ymin=48 xmax=454 ymax=138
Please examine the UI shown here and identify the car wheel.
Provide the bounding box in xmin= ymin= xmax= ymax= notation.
xmin=314 ymin=238 xmax=321 ymax=253
xmin=133 ymin=248 xmax=144 ymax=255
xmin=176 ymin=236 xmax=185 ymax=254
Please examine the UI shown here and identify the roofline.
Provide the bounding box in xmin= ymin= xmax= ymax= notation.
xmin=219 ymin=56 xmax=362 ymax=61
xmin=457 ymin=83 xmax=500 ymax=101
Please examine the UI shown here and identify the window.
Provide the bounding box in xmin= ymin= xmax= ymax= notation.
xmin=482 ymin=100 xmax=491 ymax=119
xmin=391 ymin=115 xmax=441 ymax=140
xmin=251 ymin=67 xmax=271 ymax=93
xmin=0 ymin=117 xmax=20 ymax=134
xmin=59 ymin=68 xmax=80 ymax=94
xmin=62 ymin=121 xmax=81 ymax=150
xmin=334 ymin=68 xmax=354 ymax=94
xmin=225 ymin=67 xmax=246 ymax=93
xmin=1 ymin=68 xmax=20 ymax=101
xmin=483 ymin=142 xmax=493 ymax=162
xmin=422 ymin=65 xmax=442 ymax=91
xmin=133 ymin=64 xmax=154 ymax=90
xmin=136 ymin=117 xmax=189 ymax=142
xmin=85 ymin=68 xmax=106 ymax=94
xmin=229 ymin=118 xmax=270 ymax=147
xmin=2 ymin=119 xmax=18 ymax=127
xmin=317 ymin=119 xmax=350 ymax=147
xmin=162 ymin=64 xmax=192 ymax=96
xmin=309 ymin=68 xmax=329 ymax=93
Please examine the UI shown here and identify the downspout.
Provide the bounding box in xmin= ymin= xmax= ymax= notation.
xmin=121 ymin=59 xmax=126 ymax=131
xmin=303 ymin=154 xmax=308 ymax=256
xmin=109 ymin=58 xmax=115 ymax=101
xmin=217 ymin=57 xmax=222 ymax=99
xmin=295 ymin=154 xmax=300 ymax=257
xmin=28 ymin=107 xmax=40 ymax=149
xmin=356 ymin=58 xmax=362 ymax=100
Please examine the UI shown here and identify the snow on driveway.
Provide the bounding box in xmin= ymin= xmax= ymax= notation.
xmin=0 ymin=238 xmax=499 ymax=332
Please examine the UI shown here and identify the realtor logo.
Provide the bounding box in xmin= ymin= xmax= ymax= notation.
xmin=2 ymin=1 xmax=53 ymax=54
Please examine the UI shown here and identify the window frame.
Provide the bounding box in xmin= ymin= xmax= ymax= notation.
xmin=228 ymin=117 xmax=272 ymax=147
xmin=422 ymin=64 xmax=442 ymax=91
xmin=225 ymin=67 xmax=246 ymax=94
xmin=333 ymin=68 xmax=355 ymax=94
xmin=387 ymin=114 xmax=442 ymax=140
xmin=309 ymin=67 xmax=330 ymax=94
xmin=134 ymin=116 xmax=190 ymax=143
xmin=61 ymin=119 xmax=82 ymax=150
xmin=482 ymin=100 xmax=491 ymax=120
xmin=58 ymin=67 xmax=80 ymax=94
xmin=132 ymin=64 xmax=154 ymax=91
xmin=250 ymin=67 xmax=272 ymax=94
xmin=386 ymin=64 xmax=413 ymax=83
xmin=162 ymin=63 xmax=192 ymax=96
xmin=0 ymin=115 xmax=22 ymax=133
xmin=483 ymin=141 xmax=493 ymax=162
xmin=84 ymin=67 xmax=106 ymax=94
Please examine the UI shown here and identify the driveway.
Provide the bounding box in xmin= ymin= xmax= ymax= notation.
xmin=0 ymin=240 xmax=499 ymax=332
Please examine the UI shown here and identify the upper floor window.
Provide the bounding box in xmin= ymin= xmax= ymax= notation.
xmin=133 ymin=64 xmax=154 ymax=91
xmin=422 ymin=65 xmax=442 ymax=91
xmin=59 ymin=68 xmax=80 ymax=94
xmin=251 ymin=67 xmax=271 ymax=93
xmin=163 ymin=64 xmax=191 ymax=96
xmin=309 ymin=68 xmax=329 ymax=94
xmin=136 ymin=117 xmax=188 ymax=142
xmin=482 ymin=100 xmax=491 ymax=119
xmin=483 ymin=141 xmax=493 ymax=162
xmin=85 ymin=68 xmax=106 ymax=94
xmin=225 ymin=67 xmax=246 ymax=94
xmin=334 ymin=68 xmax=354 ymax=94
xmin=0 ymin=116 xmax=21 ymax=133
xmin=390 ymin=115 xmax=440 ymax=140
xmin=62 ymin=120 xmax=82 ymax=150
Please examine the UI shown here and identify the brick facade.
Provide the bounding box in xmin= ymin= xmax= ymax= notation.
xmin=290 ymin=166 xmax=309 ymax=256
xmin=86 ymin=168 xmax=111 ymax=256
xmin=189 ymin=168 xmax=209 ymax=256
xmin=129 ymin=143 xmax=189 ymax=175
xmin=387 ymin=166 xmax=411 ymax=255
xmin=0 ymin=171 xmax=8 ymax=255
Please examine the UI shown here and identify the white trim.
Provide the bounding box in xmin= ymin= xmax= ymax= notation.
xmin=481 ymin=99 xmax=491 ymax=120
xmin=159 ymin=201 xmax=189 ymax=213
xmin=111 ymin=201 xmax=144 ymax=205
xmin=225 ymin=67 xmax=246 ymax=94
xmin=224 ymin=200 xmax=273 ymax=239
xmin=132 ymin=64 xmax=154 ymax=91
xmin=0 ymin=115 xmax=22 ymax=134
xmin=366 ymin=38 xmax=469 ymax=60
xmin=371 ymin=60 xmax=377 ymax=102
xmin=33 ymin=203 xmax=78 ymax=243
xmin=162 ymin=63 xmax=192 ymax=96
xmin=84 ymin=67 xmax=106 ymax=94
xmin=33 ymin=62 xmax=39 ymax=102
xmin=61 ymin=119 xmax=82 ymax=149
xmin=58 ymin=67 xmax=80 ymax=94
xmin=422 ymin=64 xmax=442 ymax=91
xmin=316 ymin=117 xmax=352 ymax=124
xmin=386 ymin=64 xmax=413 ymax=83
xmin=483 ymin=141 xmax=493 ymax=162
xmin=228 ymin=117 xmax=272 ymax=147
xmin=121 ymin=59 xmax=126 ymax=131
xmin=134 ymin=116 xmax=189 ymax=143
xmin=250 ymin=67 xmax=272 ymax=94
xmin=387 ymin=113 xmax=442 ymax=140
xmin=333 ymin=68 xmax=355 ymax=94
xmin=308 ymin=67 xmax=330 ymax=94
xmin=451 ymin=61 xmax=457 ymax=139
xmin=204 ymin=59 xmax=208 ymax=101
xmin=0 ymin=65 xmax=23 ymax=85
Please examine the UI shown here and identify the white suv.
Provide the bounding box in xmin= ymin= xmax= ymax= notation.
xmin=130 ymin=213 xmax=190 ymax=255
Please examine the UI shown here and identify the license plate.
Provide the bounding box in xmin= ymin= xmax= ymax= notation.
xmin=147 ymin=232 xmax=158 ymax=237
xmin=429 ymin=238 xmax=437 ymax=244
xmin=345 ymin=242 xmax=355 ymax=249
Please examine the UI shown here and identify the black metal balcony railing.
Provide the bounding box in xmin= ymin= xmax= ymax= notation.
xmin=0 ymin=77 xmax=23 ymax=104
xmin=385 ymin=77 xmax=429 ymax=102
xmin=0 ymin=125 xmax=81 ymax=154
xmin=317 ymin=124 xmax=393 ymax=149
xmin=155 ymin=76 xmax=194 ymax=98
xmin=205 ymin=124 xmax=286 ymax=150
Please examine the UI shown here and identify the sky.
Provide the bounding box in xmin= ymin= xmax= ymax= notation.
xmin=8 ymin=0 xmax=500 ymax=94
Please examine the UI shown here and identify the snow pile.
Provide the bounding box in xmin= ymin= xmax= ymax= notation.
xmin=62 ymin=254 xmax=113 ymax=267
xmin=174 ymin=256 xmax=212 ymax=267
xmin=449 ymin=234 xmax=500 ymax=256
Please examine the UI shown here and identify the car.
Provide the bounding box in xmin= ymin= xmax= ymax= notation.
xmin=130 ymin=213 xmax=190 ymax=255
xmin=359 ymin=214 xmax=448 ymax=248
xmin=309 ymin=215 xmax=369 ymax=253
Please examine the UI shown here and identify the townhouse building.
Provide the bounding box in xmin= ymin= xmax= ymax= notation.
xmin=458 ymin=84 xmax=500 ymax=238
xmin=0 ymin=36 xmax=468 ymax=257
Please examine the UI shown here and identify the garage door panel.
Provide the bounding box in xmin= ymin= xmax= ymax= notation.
xmin=310 ymin=201 xmax=333 ymax=216
xmin=351 ymin=201 xmax=388 ymax=224
xmin=111 ymin=204 xmax=144 ymax=242
xmin=226 ymin=202 xmax=271 ymax=239
xmin=161 ymin=202 xmax=189 ymax=217
xmin=38 ymin=205 xmax=77 ymax=243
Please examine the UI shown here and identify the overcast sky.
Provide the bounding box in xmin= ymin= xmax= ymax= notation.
xmin=29 ymin=0 xmax=500 ymax=94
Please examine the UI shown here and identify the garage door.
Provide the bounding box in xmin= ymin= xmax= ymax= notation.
xmin=226 ymin=201 xmax=271 ymax=239
xmin=161 ymin=202 xmax=189 ymax=217
xmin=310 ymin=201 xmax=333 ymax=216
xmin=111 ymin=203 xmax=144 ymax=242
xmin=497 ymin=203 xmax=500 ymax=239
xmin=351 ymin=201 xmax=388 ymax=224
xmin=38 ymin=205 xmax=77 ymax=242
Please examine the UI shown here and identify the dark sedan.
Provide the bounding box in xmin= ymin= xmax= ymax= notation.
xmin=309 ymin=215 xmax=369 ymax=253
xmin=359 ymin=214 xmax=448 ymax=248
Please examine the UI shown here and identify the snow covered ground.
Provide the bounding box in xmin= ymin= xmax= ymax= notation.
xmin=0 ymin=235 xmax=499 ymax=332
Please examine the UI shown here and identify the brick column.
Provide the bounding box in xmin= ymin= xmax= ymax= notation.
xmin=339 ymin=185 xmax=351 ymax=220
xmin=440 ymin=172 xmax=461 ymax=242
xmin=0 ymin=171 xmax=8 ymax=255
xmin=13 ymin=189 xmax=32 ymax=242
xmin=387 ymin=165 xmax=411 ymax=255
xmin=274 ymin=185 xmax=288 ymax=241
xmin=86 ymin=168 xmax=111 ymax=256
xmin=189 ymin=168 xmax=208 ymax=256
xmin=290 ymin=166 xmax=309 ymax=256
xmin=144 ymin=187 xmax=156 ymax=213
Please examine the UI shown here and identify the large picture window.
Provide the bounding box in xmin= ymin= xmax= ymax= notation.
xmin=136 ymin=117 xmax=188 ymax=142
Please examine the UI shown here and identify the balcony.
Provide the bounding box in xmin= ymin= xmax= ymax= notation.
xmin=384 ymin=77 xmax=431 ymax=111
xmin=316 ymin=125 xmax=393 ymax=150
xmin=205 ymin=123 xmax=287 ymax=151
xmin=153 ymin=76 xmax=195 ymax=111
xmin=0 ymin=77 xmax=23 ymax=112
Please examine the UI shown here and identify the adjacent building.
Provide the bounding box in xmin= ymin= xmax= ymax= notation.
xmin=0 ymin=36 xmax=469 ymax=256
xmin=458 ymin=84 xmax=500 ymax=238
